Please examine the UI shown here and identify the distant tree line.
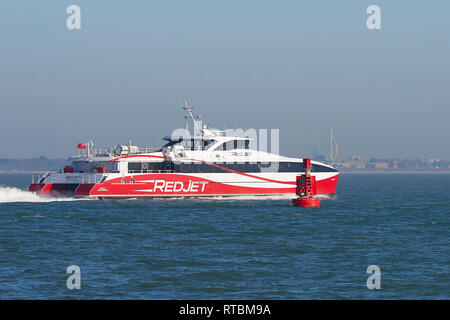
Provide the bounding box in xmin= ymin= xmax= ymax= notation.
xmin=336 ymin=157 xmax=450 ymax=171
xmin=0 ymin=156 xmax=69 ymax=172
xmin=367 ymin=158 xmax=450 ymax=170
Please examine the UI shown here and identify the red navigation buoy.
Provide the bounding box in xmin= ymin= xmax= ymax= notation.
xmin=292 ymin=158 xmax=321 ymax=208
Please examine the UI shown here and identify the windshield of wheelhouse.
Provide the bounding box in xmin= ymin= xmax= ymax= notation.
xmin=165 ymin=138 xmax=216 ymax=151
xmin=214 ymin=139 xmax=250 ymax=151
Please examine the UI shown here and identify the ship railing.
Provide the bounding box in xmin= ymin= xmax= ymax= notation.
xmin=80 ymin=174 xmax=105 ymax=184
xmin=31 ymin=171 xmax=53 ymax=184
xmin=127 ymin=170 xmax=175 ymax=174
xmin=90 ymin=147 xmax=161 ymax=157
xmin=31 ymin=173 xmax=105 ymax=184
xmin=113 ymin=148 xmax=162 ymax=157
xmin=132 ymin=147 xmax=161 ymax=154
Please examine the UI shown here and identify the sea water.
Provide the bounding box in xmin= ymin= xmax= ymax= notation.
xmin=0 ymin=173 xmax=448 ymax=299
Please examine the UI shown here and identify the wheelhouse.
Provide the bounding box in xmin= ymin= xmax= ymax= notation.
xmin=162 ymin=135 xmax=252 ymax=152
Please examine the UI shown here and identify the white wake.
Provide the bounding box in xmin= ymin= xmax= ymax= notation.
xmin=0 ymin=186 xmax=79 ymax=203
xmin=145 ymin=194 xmax=297 ymax=201
xmin=202 ymin=194 xmax=295 ymax=201
xmin=203 ymin=194 xmax=336 ymax=201
xmin=0 ymin=186 xmax=335 ymax=203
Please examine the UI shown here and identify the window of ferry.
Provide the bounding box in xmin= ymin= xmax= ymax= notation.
xmin=193 ymin=139 xmax=203 ymax=150
xmin=214 ymin=142 xmax=228 ymax=151
xmin=236 ymin=140 xmax=245 ymax=149
xmin=225 ymin=140 xmax=235 ymax=150
xmin=203 ymin=139 xmax=214 ymax=150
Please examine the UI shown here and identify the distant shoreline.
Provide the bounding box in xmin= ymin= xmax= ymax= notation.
xmin=340 ymin=170 xmax=450 ymax=174
xmin=0 ymin=171 xmax=50 ymax=174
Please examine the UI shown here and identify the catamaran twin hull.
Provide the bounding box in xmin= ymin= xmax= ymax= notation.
xmin=28 ymin=169 xmax=339 ymax=199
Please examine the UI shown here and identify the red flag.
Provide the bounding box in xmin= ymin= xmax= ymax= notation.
xmin=77 ymin=143 xmax=87 ymax=149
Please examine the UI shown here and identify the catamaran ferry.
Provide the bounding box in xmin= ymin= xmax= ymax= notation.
xmin=28 ymin=102 xmax=339 ymax=199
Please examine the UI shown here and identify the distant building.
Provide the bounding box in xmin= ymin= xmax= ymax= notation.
xmin=367 ymin=159 xmax=391 ymax=170
xmin=375 ymin=162 xmax=389 ymax=169
xmin=335 ymin=155 xmax=365 ymax=170
xmin=315 ymin=155 xmax=326 ymax=162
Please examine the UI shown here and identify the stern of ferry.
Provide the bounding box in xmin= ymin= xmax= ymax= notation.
xmin=27 ymin=171 xmax=104 ymax=199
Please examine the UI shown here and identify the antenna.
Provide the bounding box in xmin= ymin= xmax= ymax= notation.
xmin=330 ymin=127 xmax=338 ymax=165
xmin=183 ymin=100 xmax=202 ymax=136
xmin=184 ymin=115 xmax=190 ymax=135
xmin=330 ymin=127 xmax=333 ymax=164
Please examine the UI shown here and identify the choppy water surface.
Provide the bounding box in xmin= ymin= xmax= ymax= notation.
xmin=0 ymin=173 xmax=448 ymax=299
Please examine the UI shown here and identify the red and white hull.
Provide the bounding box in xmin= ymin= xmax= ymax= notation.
xmin=28 ymin=171 xmax=339 ymax=199
xmin=27 ymin=105 xmax=340 ymax=200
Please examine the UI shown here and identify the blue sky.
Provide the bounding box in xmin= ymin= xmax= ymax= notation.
xmin=0 ymin=1 xmax=449 ymax=160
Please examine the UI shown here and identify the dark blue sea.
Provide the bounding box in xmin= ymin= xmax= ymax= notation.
xmin=0 ymin=173 xmax=448 ymax=299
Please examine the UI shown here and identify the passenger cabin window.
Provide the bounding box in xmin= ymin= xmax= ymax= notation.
xmin=176 ymin=138 xmax=214 ymax=151
xmin=225 ymin=140 xmax=234 ymax=151
xmin=203 ymin=140 xmax=214 ymax=149
xmin=192 ymin=139 xmax=202 ymax=150
xmin=215 ymin=139 xmax=250 ymax=151
xmin=236 ymin=140 xmax=246 ymax=149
